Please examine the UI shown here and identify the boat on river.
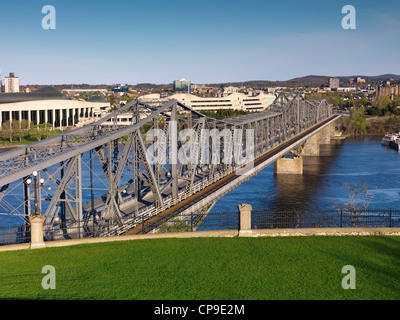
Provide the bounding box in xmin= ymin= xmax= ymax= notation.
xmin=381 ymin=133 xmax=399 ymax=146
xmin=381 ymin=133 xmax=400 ymax=151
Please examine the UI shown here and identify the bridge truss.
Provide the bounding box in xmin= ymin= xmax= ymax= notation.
xmin=0 ymin=92 xmax=334 ymax=239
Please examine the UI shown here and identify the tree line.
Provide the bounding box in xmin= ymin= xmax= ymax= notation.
xmin=306 ymin=92 xmax=400 ymax=115
xmin=0 ymin=120 xmax=63 ymax=143
xmin=199 ymin=109 xmax=251 ymax=120
xmin=338 ymin=107 xmax=400 ymax=135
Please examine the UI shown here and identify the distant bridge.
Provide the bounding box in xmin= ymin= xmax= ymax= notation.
xmin=0 ymin=92 xmax=340 ymax=239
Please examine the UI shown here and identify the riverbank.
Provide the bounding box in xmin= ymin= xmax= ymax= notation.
xmin=337 ymin=114 xmax=400 ymax=136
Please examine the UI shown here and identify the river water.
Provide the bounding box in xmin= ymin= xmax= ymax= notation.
xmin=210 ymin=136 xmax=400 ymax=213
xmin=1 ymin=136 xmax=399 ymax=226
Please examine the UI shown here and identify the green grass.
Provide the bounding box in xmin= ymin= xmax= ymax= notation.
xmin=0 ymin=236 xmax=399 ymax=300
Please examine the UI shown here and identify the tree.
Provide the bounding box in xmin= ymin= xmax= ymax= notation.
xmin=13 ymin=119 xmax=33 ymax=142
xmin=346 ymin=107 xmax=367 ymax=134
xmin=375 ymin=96 xmax=391 ymax=109
xmin=331 ymin=181 xmax=374 ymax=226
xmin=0 ymin=121 xmax=14 ymax=142
xmin=29 ymin=123 xmax=54 ymax=141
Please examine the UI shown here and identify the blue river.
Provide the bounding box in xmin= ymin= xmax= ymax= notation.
xmin=209 ymin=135 xmax=400 ymax=213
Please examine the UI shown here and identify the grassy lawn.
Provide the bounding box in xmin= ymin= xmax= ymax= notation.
xmin=0 ymin=236 xmax=399 ymax=300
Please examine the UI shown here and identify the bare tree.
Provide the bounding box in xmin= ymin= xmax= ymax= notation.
xmin=331 ymin=180 xmax=374 ymax=226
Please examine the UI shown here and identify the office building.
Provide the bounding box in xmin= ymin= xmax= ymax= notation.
xmin=328 ymin=78 xmax=339 ymax=89
xmin=4 ymin=72 xmax=20 ymax=93
xmin=376 ymin=85 xmax=400 ymax=98
xmin=138 ymin=91 xmax=276 ymax=112
xmin=112 ymin=84 xmax=129 ymax=93
xmin=173 ymin=78 xmax=191 ymax=93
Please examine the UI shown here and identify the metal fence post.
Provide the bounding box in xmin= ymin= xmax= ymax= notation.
xmin=340 ymin=208 xmax=343 ymax=228
xmin=238 ymin=203 xmax=252 ymax=237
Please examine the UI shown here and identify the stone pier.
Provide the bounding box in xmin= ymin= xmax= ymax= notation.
xmin=29 ymin=215 xmax=46 ymax=249
xmin=319 ymin=123 xmax=333 ymax=145
xmin=273 ymin=157 xmax=303 ymax=175
xmin=302 ymin=132 xmax=320 ymax=156
xmin=238 ymin=203 xmax=252 ymax=237
xmin=274 ymin=123 xmax=336 ymax=175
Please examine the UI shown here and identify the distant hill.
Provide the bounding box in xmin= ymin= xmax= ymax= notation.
xmin=284 ymin=74 xmax=400 ymax=86
xmin=26 ymin=74 xmax=400 ymax=92
xmin=204 ymin=74 xmax=400 ymax=89
xmin=285 ymin=75 xmax=331 ymax=84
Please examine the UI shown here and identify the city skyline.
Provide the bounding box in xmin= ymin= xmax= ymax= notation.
xmin=0 ymin=0 xmax=399 ymax=85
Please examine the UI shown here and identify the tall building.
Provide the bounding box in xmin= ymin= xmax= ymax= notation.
xmin=111 ymin=84 xmax=129 ymax=93
xmin=376 ymin=85 xmax=400 ymax=97
xmin=328 ymin=78 xmax=339 ymax=89
xmin=173 ymin=78 xmax=191 ymax=93
xmin=4 ymin=72 xmax=20 ymax=93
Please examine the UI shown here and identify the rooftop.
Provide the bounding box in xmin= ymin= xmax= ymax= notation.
xmin=87 ymin=95 xmax=107 ymax=103
xmin=0 ymin=86 xmax=70 ymax=104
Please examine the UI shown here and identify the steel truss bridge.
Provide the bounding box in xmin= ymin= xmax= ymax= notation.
xmin=0 ymin=92 xmax=339 ymax=239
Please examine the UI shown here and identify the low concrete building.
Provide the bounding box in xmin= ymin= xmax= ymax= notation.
xmin=0 ymin=87 xmax=109 ymax=128
xmin=138 ymin=91 xmax=276 ymax=112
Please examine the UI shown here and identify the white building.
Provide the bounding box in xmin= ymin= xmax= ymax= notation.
xmin=138 ymin=91 xmax=276 ymax=112
xmin=0 ymin=87 xmax=109 ymax=128
xmin=4 ymin=73 xmax=19 ymax=93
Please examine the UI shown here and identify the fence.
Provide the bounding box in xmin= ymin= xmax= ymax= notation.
xmin=0 ymin=224 xmax=30 ymax=246
xmin=142 ymin=209 xmax=400 ymax=233
xmin=1 ymin=208 xmax=400 ymax=246
xmin=251 ymin=209 xmax=400 ymax=229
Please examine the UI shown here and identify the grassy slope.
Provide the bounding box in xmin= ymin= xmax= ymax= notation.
xmin=0 ymin=236 xmax=399 ymax=300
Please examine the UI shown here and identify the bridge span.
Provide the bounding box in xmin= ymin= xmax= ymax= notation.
xmin=0 ymin=92 xmax=340 ymax=239
xmin=124 ymin=113 xmax=340 ymax=235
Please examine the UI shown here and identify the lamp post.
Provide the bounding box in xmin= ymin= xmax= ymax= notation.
xmin=25 ymin=171 xmax=46 ymax=248
xmin=26 ymin=171 xmax=45 ymax=216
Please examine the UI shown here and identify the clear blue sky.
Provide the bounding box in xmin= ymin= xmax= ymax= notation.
xmin=0 ymin=0 xmax=399 ymax=85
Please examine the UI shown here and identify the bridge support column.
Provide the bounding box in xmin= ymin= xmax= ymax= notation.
xmin=29 ymin=215 xmax=46 ymax=249
xmin=302 ymin=133 xmax=319 ymax=156
xmin=319 ymin=124 xmax=333 ymax=145
xmin=238 ymin=203 xmax=252 ymax=237
xmin=274 ymin=157 xmax=303 ymax=175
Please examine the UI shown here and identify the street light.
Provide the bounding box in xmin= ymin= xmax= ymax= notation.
xmin=26 ymin=171 xmax=44 ymax=216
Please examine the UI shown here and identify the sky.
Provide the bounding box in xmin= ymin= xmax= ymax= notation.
xmin=0 ymin=0 xmax=399 ymax=85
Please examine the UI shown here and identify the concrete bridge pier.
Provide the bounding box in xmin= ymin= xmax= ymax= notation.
xmin=319 ymin=123 xmax=334 ymax=145
xmin=273 ymin=157 xmax=303 ymax=175
xmin=274 ymin=123 xmax=335 ymax=175
xmin=301 ymin=123 xmax=334 ymax=156
xmin=302 ymin=132 xmax=320 ymax=156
